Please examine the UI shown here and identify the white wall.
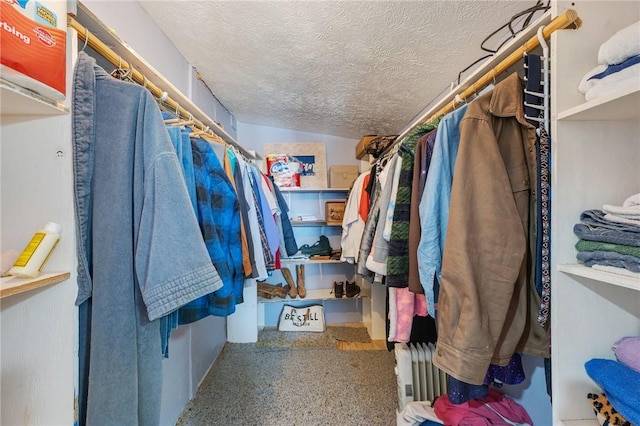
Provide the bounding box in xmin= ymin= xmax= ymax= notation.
xmin=1 ymin=115 xmax=77 ymax=426
xmin=238 ymin=122 xmax=360 ymax=168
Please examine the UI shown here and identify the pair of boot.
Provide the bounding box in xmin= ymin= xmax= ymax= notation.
xmin=298 ymin=235 xmax=332 ymax=257
xmin=333 ymin=280 xmax=360 ymax=298
xmin=257 ymin=282 xmax=288 ymax=299
xmin=281 ymin=265 xmax=306 ymax=298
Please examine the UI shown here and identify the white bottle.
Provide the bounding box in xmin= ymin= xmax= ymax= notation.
xmin=8 ymin=222 xmax=62 ymax=279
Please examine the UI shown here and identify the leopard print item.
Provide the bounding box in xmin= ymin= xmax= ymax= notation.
xmin=587 ymin=393 xmax=632 ymax=426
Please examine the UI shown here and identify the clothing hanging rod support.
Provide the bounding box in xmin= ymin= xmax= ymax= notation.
xmin=67 ymin=15 xmax=256 ymax=160
xmin=386 ymin=9 xmax=581 ymax=157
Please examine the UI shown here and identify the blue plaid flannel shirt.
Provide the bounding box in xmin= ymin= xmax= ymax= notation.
xmin=178 ymin=138 xmax=243 ymax=322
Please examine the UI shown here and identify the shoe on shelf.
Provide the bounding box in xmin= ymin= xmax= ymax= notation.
xmin=296 ymin=264 xmax=306 ymax=298
xmin=331 ymin=281 xmax=344 ymax=298
xmin=298 ymin=235 xmax=332 ymax=257
xmin=345 ymin=281 xmax=361 ymax=298
xmin=281 ymin=267 xmax=297 ymax=298
xmin=257 ymin=289 xmax=273 ymax=299
xmin=257 ymin=282 xmax=288 ymax=299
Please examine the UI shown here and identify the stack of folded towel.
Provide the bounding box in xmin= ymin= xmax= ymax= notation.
xmin=585 ymin=336 xmax=640 ymax=426
xmin=579 ymin=20 xmax=640 ymax=101
xmin=573 ymin=193 xmax=640 ymax=275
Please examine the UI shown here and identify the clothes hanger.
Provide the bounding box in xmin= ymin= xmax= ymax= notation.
xmin=167 ymin=113 xmax=195 ymax=128
xmin=523 ymin=27 xmax=550 ymax=134
xmin=110 ymin=57 xmax=126 ymax=79
xmin=81 ymin=27 xmax=89 ymax=51
xmin=123 ymin=64 xmax=136 ymax=83
xmin=189 ymin=125 xmax=210 ymax=138
xmin=199 ymin=132 xmax=225 ymax=145
xmin=162 ymin=104 xmax=182 ymax=124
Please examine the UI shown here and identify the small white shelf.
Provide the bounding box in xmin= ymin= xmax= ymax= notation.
xmin=557 ymin=85 xmax=640 ymax=121
xmin=258 ymin=286 xmax=371 ymax=303
xmin=281 ymin=258 xmax=345 ymax=265
xmin=0 ymin=79 xmax=67 ymax=116
xmin=290 ymin=220 xmax=341 ymax=227
xmin=0 ymin=272 xmax=71 ymax=299
xmin=559 ymin=264 xmax=640 ymax=292
xmin=557 ymin=419 xmax=599 ymax=426
xmin=279 ymin=187 xmax=350 ymax=193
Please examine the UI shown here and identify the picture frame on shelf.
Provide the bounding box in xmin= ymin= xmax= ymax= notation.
xmin=263 ymin=142 xmax=327 ymax=188
xmin=325 ymin=200 xmax=346 ymax=225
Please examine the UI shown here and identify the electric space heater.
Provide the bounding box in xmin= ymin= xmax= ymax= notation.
xmin=394 ymin=342 xmax=448 ymax=411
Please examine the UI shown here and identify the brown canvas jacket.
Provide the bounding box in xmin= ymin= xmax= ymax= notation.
xmin=433 ymin=72 xmax=550 ymax=385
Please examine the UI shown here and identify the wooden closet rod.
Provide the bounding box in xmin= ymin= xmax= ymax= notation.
xmin=391 ymin=8 xmax=581 ymax=150
xmin=67 ymin=16 xmax=256 ymax=160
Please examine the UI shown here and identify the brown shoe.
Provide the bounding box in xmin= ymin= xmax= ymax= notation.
xmin=296 ymin=264 xmax=306 ymax=298
xmin=257 ymin=288 xmax=273 ymax=299
xmin=257 ymin=282 xmax=288 ymax=298
xmin=281 ymin=267 xmax=297 ymax=298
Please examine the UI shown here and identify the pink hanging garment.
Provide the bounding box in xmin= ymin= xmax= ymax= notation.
xmin=395 ymin=288 xmax=416 ymax=343
xmin=434 ymin=388 xmax=533 ymax=426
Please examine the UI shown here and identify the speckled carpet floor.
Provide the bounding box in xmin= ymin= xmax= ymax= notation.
xmin=176 ymin=326 xmax=397 ymax=426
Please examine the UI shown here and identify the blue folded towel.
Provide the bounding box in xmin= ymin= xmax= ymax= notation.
xmin=585 ymin=358 xmax=640 ymax=424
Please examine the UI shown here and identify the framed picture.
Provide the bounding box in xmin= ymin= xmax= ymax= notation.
xmin=325 ymin=200 xmax=346 ymax=225
xmin=263 ymin=142 xmax=327 ymax=188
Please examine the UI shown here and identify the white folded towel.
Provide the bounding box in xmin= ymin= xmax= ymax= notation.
xmin=604 ymin=193 xmax=640 ymax=216
xmin=604 ymin=212 xmax=640 ymax=226
xmin=603 ymin=203 xmax=640 ymax=217
xmin=598 ymin=20 xmax=640 ymax=65
xmin=579 ymin=64 xmax=608 ymax=94
xmin=585 ymin=62 xmax=640 ymax=101
xmin=624 ymin=193 xmax=640 ymax=208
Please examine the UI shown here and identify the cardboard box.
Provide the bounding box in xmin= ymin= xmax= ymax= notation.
xmin=0 ymin=1 xmax=67 ymax=101
xmin=355 ymin=135 xmax=378 ymax=159
xmin=329 ymin=165 xmax=359 ymax=188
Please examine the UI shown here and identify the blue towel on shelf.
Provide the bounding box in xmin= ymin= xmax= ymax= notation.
xmin=585 ymin=358 xmax=640 ymax=425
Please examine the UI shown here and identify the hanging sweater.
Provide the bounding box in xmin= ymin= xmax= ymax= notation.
xmin=386 ymin=123 xmax=436 ymax=288
xmin=407 ymin=130 xmax=436 ymax=295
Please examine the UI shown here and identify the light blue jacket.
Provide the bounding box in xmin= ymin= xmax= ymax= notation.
xmin=417 ymin=104 xmax=468 ymax=316
xmin=73 ymin=52 xmax=221 ymax=425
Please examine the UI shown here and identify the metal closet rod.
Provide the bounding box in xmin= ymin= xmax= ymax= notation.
xmin=67 ymin=16 xmax=255 ymax=160
xmin=387 ymin=8 xmax=581 ymax=155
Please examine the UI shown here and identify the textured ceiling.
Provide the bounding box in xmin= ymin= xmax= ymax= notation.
xmin=140 ymin=1 xmax=541 ymax=139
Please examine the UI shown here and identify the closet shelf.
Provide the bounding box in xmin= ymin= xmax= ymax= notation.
xmin=557 ymin=86 xmax=640 ymax=121
xmin=0 ymin=272 xmax=71 ymax=299
xmin=279 ymin=187 xmax=350 ymax=193
xmin=558 ymin=264 xmax=640 ymax=292
xmin=258 ymin=287 xmax=371 ymax=303
xmin=0 ymin=79 xmax=68 ymax=116
xmin=290 ymin=220 xmax=340 ymax=227
xmin=281 ymin=258 xmax=345 ymax=265
xmin=557 ymin=419 xmax=599 ymax=426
